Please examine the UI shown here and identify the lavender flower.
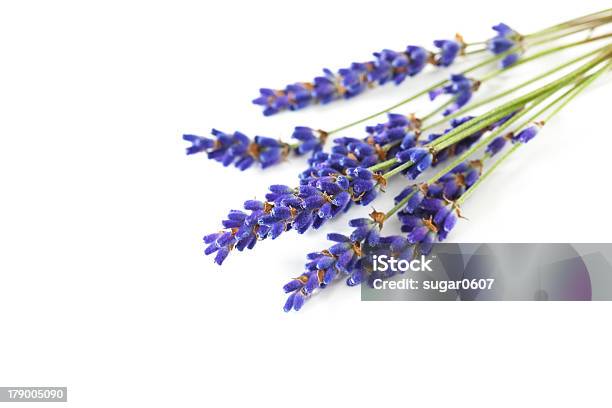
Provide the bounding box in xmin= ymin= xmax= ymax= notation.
xmin=487 ymin=23 xmax=522 ymax=68
xmin=396 ymin=160 xmax=481 ymax=251
xmin=204 ymin=230 xmax=236 ymax=265
xmin=365 ymin=113 xmax=422 ymax=148
xmin=394 ymin=112 xmax=508 ymax=179
xmin=501 ymin=52 xmax=521 ymax=68
xmin=253 ymin=22 xmax=527 ymax=115
xmin=281 ymin=225 xmax=424 ymax=311
xmin=487 ymin=23 xmax=520 ymax=54
xmin=428 ymin=116 xmax=483 ymax=164
xmin=283 ymin=213 xmax=384 ymax=311
xmin=365 ymin=113 xmax=417 ymax=135
xmin=370 ymin=46 xmax=429 ymax=84
xmin=252 ymin=84 xmax=313 ymax=116
xmin=486 ymin=133 xmax=511 ymax=156
xmin=512 ymin=123 xmax=542 ymax=144
xmin=429 ymin=74 xmax=480 ymax=115
xmin=291 ymin=127 xmax=328 ymax=154
xmin=432 ymin=36 xmax=464 ymax=67
xmin=396 ymin=147 xmax=434 ymax=179
xmin=205 ymin=162 xmax=384 ymax=264
xmin=183 ymin=127 xmax=326 ymax=171
xmin=253 ymin=38 xmax=462 ymax=115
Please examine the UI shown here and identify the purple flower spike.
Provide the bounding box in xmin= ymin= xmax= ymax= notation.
xmin=251 ymin=23 xmax=522 ymax=114
xmin=291 ymin=127 xmax=327 ymax=155
xmin=253 ymin=84 xmax=313 ymax=116
xmin=204 ymin=157 xmax=385 ymax=264
xmin=253 ymin=37 xmax=464 ymax=115
xmin=437 ymin=160 xmax=482 ymax=200
xmin=433 ymin=36 xmax=464 ymax=67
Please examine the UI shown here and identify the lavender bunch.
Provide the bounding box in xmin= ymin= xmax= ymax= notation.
xmin=204 ymin=45 xmax=601 ymax=263
xmin=184 ymin=10 xmax=612 ymax=314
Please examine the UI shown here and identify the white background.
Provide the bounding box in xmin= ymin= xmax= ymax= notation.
xmin=1 ymin=1 xmax=611 ymax=407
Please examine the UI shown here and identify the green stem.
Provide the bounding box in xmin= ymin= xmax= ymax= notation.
xmin=378 ymin=77 xmax=564 ymax=177
xmin=542 ymin=61 xmax=612 ymax=122
xmin=526 ymin=18 xmax=612 ymax=46
xmin=525 ymin=9 xmax=612 ymax=38
xmin=387 ymin=70 xmax=593 ymax=220
xmin=456 ymin=61 xmax=612 ymax=206
xmin=427 ymin=43 xmax=610 ymax=131
xmin=382 ymin=159 xmax=413 ymax=179
xmin=359 ymin=18 xmax=611 ymax=221
xmin=380 ymin=86 xmax=553 ymax=219
xmin=429 ymin=50 xmax=611 ymax=150
xmin=424 ymin=92 xmax=553 ymax=185
xmin=430 ymin=103 xmax=532 ymax=152
xmin=487 ymin=33 xmax=612 ymax=78
xmin=462 ymin=48 xmax=488 ymax=56
xmin=382 ymin=41 xmax=611 ymax=156
xmin=426 ymin=76 xmax=590 ymax=188
xmin=368 ymin=157 xmax=398 ymax=172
